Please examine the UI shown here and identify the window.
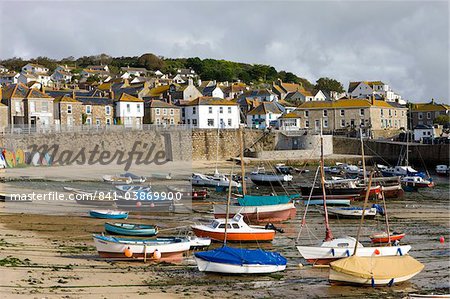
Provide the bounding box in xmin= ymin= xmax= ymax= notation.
xmin=360 ymin=119 xmax=364 ymax=125
xmin=304 ymin=110 xmax=309 ymax=117
xmin=105 ymin=106 xmax=111 ymax=115
xmin=137 ymin=104 xmax=141 ymax=113
xmin=389 ymin=109 xmax=392 ymax=117
xmin=163 ymin=108 xmax=167 ymax=115
xmin=394 ymin=110 xmax=397 ymax=116
xmin=341 ymin=119 xmax=346 ymax=127
xmin=219 ymin=107 xmax=223 ymax=114
xmin=86 ymin=117 xmax=92 ymax=125
xmin=192 ymin=107 xmax=196 ymax=114
xmin=170 ymin=109 xmax=174 ymax=115
xmin=86 ymin=105 xmax=92 ymax=114
xmin=228 ymin=107 xmax=232 ymax=113
xmin=67 ymin=104 xmax=72 ymax=114
xmin=360 ymin=109 xmax=364 ymax=116
xmin=170 ymin=118 xmax=174 ymax=125
xmin=324 ymin=119 xmax=328 ymax=128
xmin=207 ymin=119 xmax=214 ymax=127
xmin=15 ymin=102 xmax=21 ymax=113
xmin=42 ymin=102 xmax=48 ymax=112
xmin=192 ymin=119 xmax=197 ymax=126
xmin=156 ymin=108 xmax=160 ymax=115
xmin=381 ymin=109 xmax=384 ymax=117
xmin=401 ymin=111 xmax=405 ymax=117
xmin=232 ymin=223 xmax=240 ymax=229
xmin=427 ymin=112 xmax=431 ymax=119
xmin=350 ymin=119 xmax=355 ymax=127
xmin=187 ymin=119 xmax=191 ymax=125
xmin=220 ymin=119 xmax=225 ymax=127
xmin=228 ymin=119 xmax=232 ymax=126
xmin=305 ymin=120 xmax=309 ymax=128
xmin=340 ymin=109 xmax=345 ymax=117
xmin=96 ymin=118 xmax=100 ymax=125
xmin=181 ymin=108 xmax=185 ymax=117
xmin=156 ymin=118 xmax=161 ymax=125
xmin=209 ymin=107 xmax=213 ymax=114
xmin=418 ymin=112 xmax=423 ymax=120
xmin=106 ymin=118 xmax=111 ymax=125
xmin=315 ymin=119 xmax=320 ymax=128
xmin=323 ymin=110 xmax=328 ymax=117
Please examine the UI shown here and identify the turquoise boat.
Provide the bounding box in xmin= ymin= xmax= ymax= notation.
xmin=89 ymin=210 xmax=128 ymax=219
xmin=104 ymin=222 xmax=158 ymax=236
xmin=237 ymin=194 xmax=300 ymax=206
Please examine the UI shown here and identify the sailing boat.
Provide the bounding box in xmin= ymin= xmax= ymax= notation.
xmin=296 ymin=125 xmax=410 ymax=265
xmin=329 ymin=175 xmax=424 ymax=286
xmin=213 ymin=126 xmax=297 ymax=223
xmin=194 ymin=166 xmax=287 ymax=274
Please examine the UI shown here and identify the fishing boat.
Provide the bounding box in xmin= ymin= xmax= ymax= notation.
xmin=89 ymin=210 xmax=128 ymax=219
xmin=104 ymin=222 xmax=158 ymax=236
xmin=191 ymin=172 xmax=241 ymax=188
xmin=326 ymin=207 xmax=377 ymax=219
xmin=380 ymin=165 xmax=426 ymax=178
xmin=436 ymin=165 xmax=449 ymax=176
xmin=102 ymin=175 xmax=132 ymax=184
xmin=115 ymin=185 xmax=152 ymax=193
xmin=329 ymin=255 xmax=424 ymax=286
xmin=249 ymin=167 xmax=293 ymax=186
xmin=92 ymin=235 xmax=190 ymax=261
xmin=213 ymin=202 xmax=296 ymax=223
xmin=370 ymin=232 xmax=405 ymax=243
xmin=192 ymin=213 xmax=276 ymax=242
xmin=401 ymin=176 xmax=434 ymax=189
xmin=194 ymin=245 xmax=287 ymax=274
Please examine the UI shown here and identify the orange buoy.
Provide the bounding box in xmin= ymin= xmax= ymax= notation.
xmin=440 ymin=236 xmax=445 ymax=244
xmin=153 ymin=249 xmax=161 ymax=260
xmin=374 ymin=249 xmax=380 ymax=255
xmin=124 ymin=247 xmax=133 ymax=258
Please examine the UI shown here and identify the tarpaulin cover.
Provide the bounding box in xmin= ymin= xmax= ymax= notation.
xmin=195 ymin=245 xmax=287 ymax=266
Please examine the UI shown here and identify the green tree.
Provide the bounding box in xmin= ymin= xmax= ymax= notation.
xmin=433 ymin=114 xmax=450 ymax=125
xmin=138 ymin=53 xmax=165 ymax=71
xmin=315 ymin=77 xmax=344 ymax=93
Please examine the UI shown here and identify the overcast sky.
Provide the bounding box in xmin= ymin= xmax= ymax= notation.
xmin=0 ymin=1 xmax=448 ymax=103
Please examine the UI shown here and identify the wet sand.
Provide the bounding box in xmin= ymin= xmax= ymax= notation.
xmin=0 ymin=165 xmax=449 ymax=298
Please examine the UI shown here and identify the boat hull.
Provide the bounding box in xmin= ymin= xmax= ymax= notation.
xmin=296 ymin=245 xmax=411 ymax=265
xmin=104 ymin=223 xmax=158 ymax=237
xmin=89 ymin=210 xmax=128 ymax=219
xmin=192 ymin=227 xmax=275 ymax=242
xmin=327 ymin=207 xmax=377 ymax=219
xmin=370 ymin=233 xmax=405 ymax=243
xmin=329 ymin=268 xmax=421 ymax=286
xmin=214 ymin=203 xmax=296 ymax=223
xmin=194 ymin=256 xmax=286 ymax=274
xmin=302 ymin=199 xmax=351 ymax=206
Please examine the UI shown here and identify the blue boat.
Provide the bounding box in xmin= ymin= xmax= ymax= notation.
xmin=89 ymin=210 xmax=128 ymax=219
xmin=194 ymin=245 xmax=287 ymax=274
xmin=303 ymin=199 xmax=351 ymax=206
xmin=104 ymin=222 xmax=158 ymax=236
xmin=237 ymin=194 xmax=300 ymax=206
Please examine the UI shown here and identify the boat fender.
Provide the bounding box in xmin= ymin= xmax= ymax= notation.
xmin=345 ymin=249 xmax=350 ymax=257
xmin=153 ymin=249 xmax=161 ymax=260
xmin=124 ymin=247 xmax=133 ymax=258
xmin=371 ymin=277 xmax=375 ymax=288
xmin=331 ymin=248 xmax=335 ymax=256
xmin=374 ymin=249 xmax=380 ymax=255
xmin=397 ymin=248 xmax=403 ymax=256
xmin=388 ymin=278 xmax=394 ymax=287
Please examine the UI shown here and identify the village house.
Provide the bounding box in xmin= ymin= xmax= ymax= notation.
xmin=0 ymin=72 xmax=20 ymax=85
xmin=75 ymin=96 xmax=114 ymax=126
xmin=21 ymin=63 xmax=49 ymax=74
xmin=51 ymin=69 xmax=73 ymax=84
xmin=347 ymin=81 xmax=404 ymax=104
xmin=18 ymin=72 xmax=52 ymax=87
xmin=53 ymin=94 xmax=83 ymax=127
xmin=170 ymin=79 xmax=202 ymax=103
xmin=413 ymin=124 xmax=442 ymax=142
xmin=114 ymin=93 xmax=144 ymax=127
xmin=1 ymin=83 xmax=54 ymax=127
xmin=0 ymin=65 xmax=9 ymax=73
xmin=181 ymin=97 xmax=240 ymax=129
xmin=272 ymin=79 xmax=302 ymax=100
xmin=409 ymin=99 xmax=449 ymax=128
xmin=201 ymin=84 xmax=224 ymax=99
xmin=246 ymin=102 xmax=283 ymax=129
xmin=282 ymin=97 xmax=407 ymax=137
xmin=120 ymin=66 xmax=148 ymax=79
xmin=144 ymin=100 xmax=180 ymax=125
xmin=172 ymin=68 xmax=197 ymax=84
xmin=222 ymin=83 xmax=247 ymax=99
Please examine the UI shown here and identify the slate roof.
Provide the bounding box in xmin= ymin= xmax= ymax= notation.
xmin=247 ymin=102 xmax=283 ymax=115
xmin=411 ymin=101 xmax=450 ymax=112
xmin=54 ymin=95 xmax=80 ymax=103
xmin=183 ymin=97 xmax=237 ymax=106
xmin=76 ymin=97 xmax=113 ymax=105
xmin=146 ymin=100 xmax=179 ymax=108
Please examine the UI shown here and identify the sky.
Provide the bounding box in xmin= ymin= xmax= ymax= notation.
xmin=0 ymin=0 xmax=448 ymax=103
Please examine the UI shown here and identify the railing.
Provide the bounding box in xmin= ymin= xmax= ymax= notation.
xmin=0 ymin=124 xmax=191 ymax=135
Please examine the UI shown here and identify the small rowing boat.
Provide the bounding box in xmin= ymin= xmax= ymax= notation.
xmin=302 ymin=199 xmax=351 ymax=206
xmin=370 ymin=231 xmax=405 ymax=243
xmin=104 ymin=223 xmax=158 ymax=236
xmin=89 ymin=210 xmax=128 ymax=219
xmin=326 ymin=207 xmax=377 ymax=219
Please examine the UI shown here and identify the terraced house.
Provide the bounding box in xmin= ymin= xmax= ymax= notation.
xmin=75 ymin=96 xmax=114 ymax=126
xmin=280 ymin=97 xmax=407 ymax=138
xmin=409 ymin=99 xmax=449 ymax=128
xmin=53 ymin=94 xmax=83 ymax=126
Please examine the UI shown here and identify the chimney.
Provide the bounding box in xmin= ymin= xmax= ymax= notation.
xmin=371 ymin=94 xmax=375 ymax=105
xmin=109 ymin=89 xmax=114 ymax=100
xmin=72 ymin=90 xmax=75 ymax=99
xmin=0 ymin=86 xmax=2 ymax=101
xmin=431 ymin=98 xmax=435 ymax=104
xmin=40 ymin=84 xmax=45 ymax=93
xmin=188 ymin=78 xmax=193 ymax=86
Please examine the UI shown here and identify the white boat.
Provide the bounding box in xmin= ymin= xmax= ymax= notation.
xmin=249 ymin=167 xmax=293 ymax=186
xmin=186 ymin=236 xmax=211 ymax=248
xmin=103 ymin=175 xmax=132 ymax=184
xmin=92 ymin=235 xmax=190 ymax=261
xmin=401 ymin=176 xmax=434 ymax=189
xmin=436 ymin=165 xmax=449 ymax=176
xmin=191 ymin=172 xmax=241 ymax=188
xmin=194 ymin=254 xmax=286 ymax=274
xmin=329 ymin=255 xmax=424 ymax=285
xmin=381 ymin=165 xmax=423 ymax=177
xmin=213 ymin=202 xmax=296 ymax=223
xmin=115 ymin=185 xmax=152 ymax=193
xmin=343 ymin=164 xmax=362 ymax=175
xmin=296 ymin=236 xmax=411 ymax=265
xmin=408 ymin=294 xmax=450 ymax=299
xmin=326 ymin=207 xmax=377 ymax=219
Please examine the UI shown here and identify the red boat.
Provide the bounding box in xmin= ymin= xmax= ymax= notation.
xmin=381 ymin=185 xmax=404 ymax=198
xmin=370 ymin=232 xmax=405 ymax=243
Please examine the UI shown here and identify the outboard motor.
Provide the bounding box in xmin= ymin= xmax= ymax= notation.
xmin=265 ymin=223 xmax=284 ymax=233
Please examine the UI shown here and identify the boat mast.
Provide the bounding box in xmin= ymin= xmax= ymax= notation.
xmin=405 ymin=102 xmax=409 ymax=167
xmin=223 ymin=166 xmax=234 ymax=245
xmin=215 ymin=111 xmax=220 ymax=175
xmin=320 ymin=121 xmax=333 ymax=242
xmin=239 ymin=125 xmax=247 ymax=195
xmin=380 ymin=190 xmax=391 ymax=245
xmin=359 ymin=127 xmax=367 ymax=181
xmin=353 ymin=171 xmax=374 ymax=255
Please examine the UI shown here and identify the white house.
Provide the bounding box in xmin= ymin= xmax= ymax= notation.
xmin=21 ymin=63 xmax=49 ymax=74
xmin=120 ymin=66 xmax=147 ymax=78
xmin=182 ymin=97 xmax=240 ymax=129
xmin=278 ymin=110 xmax=303 ymax=130
xmin=348 ymin=81 xmax=404 ymax=104
xmin=0 ymin=72 xmax=20 ymax=85
xmin=114 ymin=93 xmax=144 ymax=127
xmin=413 ymin=124 xmax=440 ymax=142
xmin=18 ymin=72 xmax=52 ymax=87
xmin=246 ymin=102 xmax=283 ymax=129
xmin=313 ymin=90 xmax=327 ymax=101
xmin=51 ymin=70 xmax=73 ymax=83
xmin=201 ymin=85 xmax=224 ymax=99
xmin=0 ymin=65 xmax=9 ymax=73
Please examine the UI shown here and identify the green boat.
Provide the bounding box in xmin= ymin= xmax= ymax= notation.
xmin=104 ymin=222 xmax=158 ymax=236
